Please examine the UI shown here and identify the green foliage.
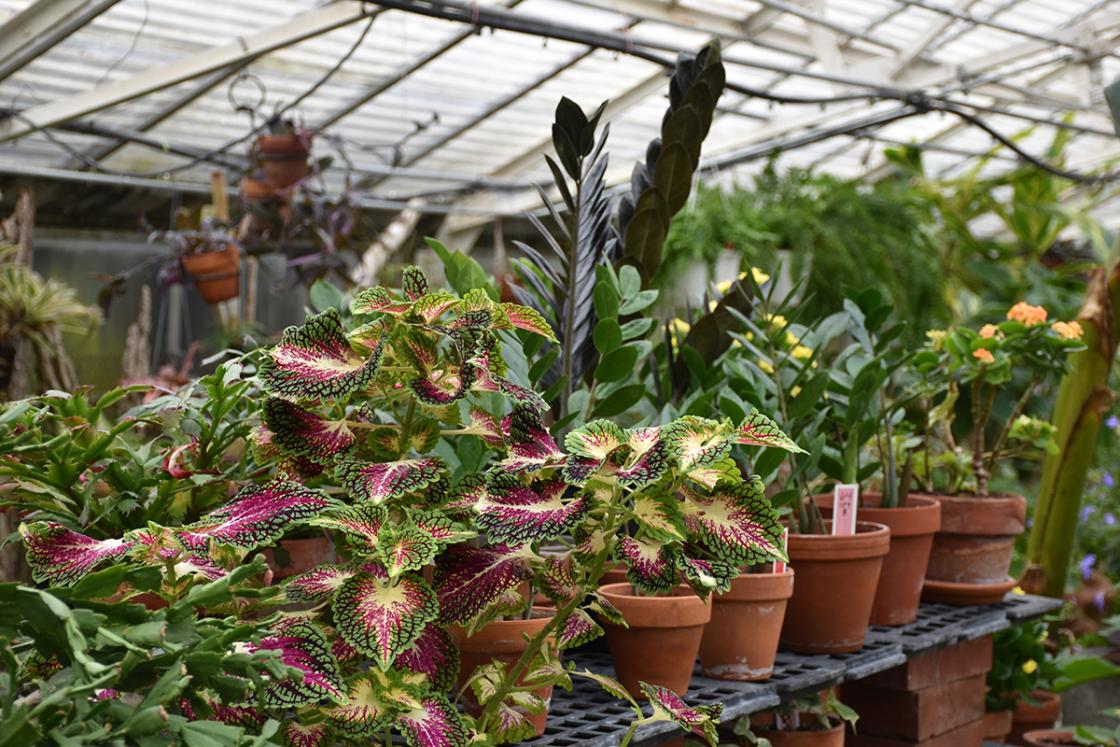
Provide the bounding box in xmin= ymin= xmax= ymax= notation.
xmin=987 ymin=621 xmax=1061 ymax=712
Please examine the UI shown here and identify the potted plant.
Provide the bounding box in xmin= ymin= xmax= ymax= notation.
xmin=910 ymin=303 xmax=1085 ymax=604
xmin=156 ymin=223 xmax=242 ymax=304
xmin=735 ymin=690 xmax=859 ymax=747
xmin=256 ymin=117 xmax=312 ymax=189
xmin=698 ymin=563 xmax=793 ymax=681
xmin=987 ymin=621 xmax=1061 ymax=743
xmin=1025 ymin=710 xmax=1120 ymax=746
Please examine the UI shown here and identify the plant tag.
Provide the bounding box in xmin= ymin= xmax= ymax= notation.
xmin=773 ymin=527 xmax=789 ymax=574
xmin=832 ymin=484 xmax=859 ymax=536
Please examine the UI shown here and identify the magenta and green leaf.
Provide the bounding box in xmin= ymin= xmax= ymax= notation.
xmin=285 ymin=563 xmax=358 ymax=602
xmin=677 ymin=554 xmax=735 ymax=596
xmin=401 ymin=265 xmax=430 ymax=301
xmin=311 ymin=503 xmax=385 ymax=549
xmin=474 ymin=479 xmax=587 ymax=544
xmin=498 ymin=303 xmax=558 ymax=342
xmin=261 ymin=308 xmax=384 ymax=401
xmin=433 ymin=543 xmax=534 ymax=624
xmin=19 ymin=522 xmax=132 ymax=586
xmin=681 ymin=478 xmax=786 ymax=565
xmin=325 ymin=674 xmax=394 ymax=737
xmin=335 ymin=457 xmax=444 ymax=505
xmin=666 ymin=416 xmax=733 ymax=475
xmin=499 ymin=405 xmax=565 ymax=471
xmin=350 ymin=286 xmax=412 ymax=315
xmin=376 ymin=525 xmax=438 ymax=578
xmin=262 ymin=397 xmax=355 ymax=462
xmin=619 ymin=535 xmax=676 ymax=593
xmin=181 ymin=480 xmax=334 ymax=550
xmin=283 ymin=721 xmax=328 ymax=747
xmin=254 ymin=622 xmax=346 ymax=708
xmin=398 ymin=694 xmax=470 ymax=747
xmin=640 ymin=683 xmax=722 ymax=745
xmin=558 ymin=607 xmax=603 ymax=649
xmin=735 ymin=409 xmax=805 ymax=453
xmin=615 ymin=427 xmax=671 ymax=486
xmin=394 ymin=623 xmax=460 ymax=692
xmin=332 ymin=570 xmax=438 ymax=669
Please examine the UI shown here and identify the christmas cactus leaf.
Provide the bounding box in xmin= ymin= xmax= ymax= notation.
xmin=735 ymin=409 xmax=805 ymax=453
xmin=500 ymin=406 xmax=565 ymax=472
xmin=558 ymin=607 xmax=603 ymax=649
xmin=183 ymin=480 xmax=334 ymax=550
xmin=261 ymin=308 xmax=384 ymax=400
xmin=677 ymin=555 xmax=736 ymax=596
xmin=311 ymin=504 xmax=385 ymax=549
xmin=475 ymin=479 xmax=587 ymax=544
xmin=401 ymin=266 xmax=430 ymax=300
xmin=616 ymin=427 xmax=671 ymax=487
xmin=376 ymin=525 xmax=437 ymax=578
xmin=333 ymin=571 xmax=437 ymax=668
xmin=285 ymin=563 xmax=358 ymax=602
xmin=255 ymin=622 xmax=345 ymax=708
xmin=498 ymin=303 xmax=558 ymax=342
xmin=410 ymin=291 xmax=459 ymax=323
xmin=324 ymin=674 xmax=395 ymax=737
xmin=394 ymin=623 xmax=460 ymax=692
xmin=575 ymin=670 xmax=637 ymax=709
xmin=19 ymin=522 xmax=132 ymax=586
xmin=619 ymin=535 xmax=676 ymax=593
xmin=640 ymin=683 xmax=722 ymax=745
xmin=681 ymin=478 xmax=786 ymax=565
xmin=335 ymin=457 xmax=444 ymax=504
xmin=262 ymin=398 xmax=355 ymax=462
xmin=398 ymin=694 xmax=470 ymax=747
xmin=632 ymin=494 xmax=688 ymax=542
xmin=564 ymin=419 xmax=627 ymax=462
xmin=350 ymin=286 xmax=412 ymax=315
xmin=666 ymin=416 xmax=733 ymax=475
xmin=434 ymin=543 xmax=534 ymax=624
xmin=284 ymin=721 xmax=328 ymax=747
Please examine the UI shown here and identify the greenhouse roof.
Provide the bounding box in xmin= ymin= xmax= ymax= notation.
xmin=1 ymin=0 xmax=1119 ymax=232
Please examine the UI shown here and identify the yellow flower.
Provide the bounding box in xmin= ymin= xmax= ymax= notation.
xmin=973 ymin=348 xmax=995 ymax=365
xmin=926 ymin=329 xmax=946 ymax=342
xmin=708 ymin=299 xmax=718 ymax=314
xmin=1051 ymin=320 xmax=1083 ymax=340
xmin=715 ymin=279 xmax=734 ymax=295
xmin=1022 ymin=659 xmax=1038 ymax=674
xmin=1007 ymin=301 xmax=1048 ymax=326
xmin=980 ymin=324 xmax=999 ymax=339
xmin=1012 ymin=585 xmax=1026 ymax=596
xmin=790 ymin=385 xmax=802 ymax=397
xmin=751 ymin=267 xmax=770 ymax=285
xmin=669 ymin=318 xmax=690 ymax=336
xmin=784 ymin=331 xmax=800 ymax=347
xmin=791 ymin=345 xmax=813 ymax=361
xmin=763 ymin=313 xmax=787 ymax=330
xmin=758 ymin=360 xmax=775 ymax=374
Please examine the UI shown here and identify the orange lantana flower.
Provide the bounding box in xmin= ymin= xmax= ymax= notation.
xmin=973 ymin=348 xmax=995 ymax=365
xmin=1007 ymin=302 xmax=1047 ymax=326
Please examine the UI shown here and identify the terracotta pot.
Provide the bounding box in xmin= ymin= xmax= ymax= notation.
xmin=601 ymin=562 xmax=629 ymax=586
xmin=815 ymin=493 xmax=941 ymax=626
xmin=257 ymin=133 xmax=310 ymax=188
xmin=181 ymin=243 xmax=240 ymax=304
xmin=1008 ymin=690 xmax=1062 ymax=746
xmin=699 ymin=569 xmax=794 ymax=681
xmin=982 ymin=708 xmax=1014 ymax=742
xmin=923 ymin=493 xmax=1026 ymax=585
xmin=1022 ymin=730 xmax=1078 ymax=747
xmin=241 ymin=176 xmax=276 ymax=202
xmin=265 ymin=536 xmax=336 ymax=580
xmin=599 ymin=583 xmax=711 ymax=697
xmin=780 ymin=521 xmax=890 ymax=654
xmin=449 ymin=612 xmax=556 ymax=737
xmin=754 ymin=716 xmax=845 ymax=746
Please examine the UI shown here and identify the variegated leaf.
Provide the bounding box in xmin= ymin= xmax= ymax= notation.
xmin=686 ymin=454 xmax=743 ymax=490
xmin=500 ymin=405 xmax=564 ymax=472
xmin=283 ymin=722 xmax=327 ymax=747
xmin=286 ymin=563 xmax=358 ymax=602
xmin=409 ymin=366 xmax=475 ymax=406
xmin=616 ymin=427 xmax=671 ymax=487
xmin=311 ymin=503 xmax=385 ymax=550
xmin=19 ymin=522 xmax=132 ymax=586
xmin=398 ymin=694 xmax=470 ymax=747
xmin=333 ymin=571 xmax=437 ymax=668
xmin=434 ymin=544 xmax=533 ymax=624
xmin=666 ymin=416 xmax=733 ymax=475
xmin=401 ymin=265 xmax=429 ymax=300
xmin=492 ymin=703 xmax=537 ymax=744
xmin=564 ymin=419 xmax=627 ymax=462
xmin=539 ymin=552 xmax=578 ymax=604
xmin=255 ymin=622 xmax=345 ymax=708
xmin=475 ymin=479 xmax=586 ymax=544
xmin=182 ymin=480 xmax=333 ymax=550
xmin=335 ymin=457 xmax=444 ymax=504
xmin=467 ymin=407 xmax=504 ymax=445
xmin=262 ymin=397 xmax=354 ymax=462
xmin=410 ymin=509 xmax=475 ymax=548
xmin=376 ymin=525 xmax=437 ymax=578
xmin=677 ymin=555 xmax=736 ymax=596
xmin=681 ymin=478 xmax=786 ymax=565
xmin=410 ymin=291 xmax=459 ymax=323
xmin=498 ymin=303 xmax=558 ymax=342
xmin=325 ymin=674 xmax=394 ymax=737
xmin=261 ymin=308 xmax=384 ymax=400
xmin=619 ymin=535 xmax=676 ymax=594
xmin=576 ymin=670 xmax=637 ymax=708
xmin=589 ymin=594 xmax=627 ymax=627
xmin=394 ymin=623 xmax=460 ymax=692
xmin=736 ymin=409 xmax=805 ymax=453
xmin=558 ymin=607 xmax=602 ymax=649
xmin=474 ymin=371 xmax=548 ymax=412
xmin=350 ymin=286 xmax=411 ymax=315
xmin=631 ymin=494 xmax=688 ymax=543
xmin=641 ymin=683 xmax=722 ymax=745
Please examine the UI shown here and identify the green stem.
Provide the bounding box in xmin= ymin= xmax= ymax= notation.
xmin=396 ymin=399 xmax=417 ymax=455
xmin=984 ymin=380 xmax=1036 ymax=480
xmin=619 ymin=721 xmax=641 ymax=747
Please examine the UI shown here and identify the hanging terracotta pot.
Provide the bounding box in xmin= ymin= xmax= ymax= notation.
xmin=180 ymin=243 xmax=240 ymax=304
xmin=699 ymin=569 xmax=793 ymax=681
xmin=1008 ymin=690 xmax=1062 ymax=746
xmin=241 ymin=176 xmax=276 ymax=203
xmin=1022 ymin=730 xmax=1078 ymax=746
xmin=815 ymin=492 xmax=941 ymax=625
xmin=981 ymin=708 xmax=1015 ymax=743
xmin=449 ymin=612 xmax=556 ymax=737
xmin=754 ymin=715 xmax=845 ymax=746
xmin=780 ymin=521 xmax=890 ymax=654
xmin=922 ymin=493 xmax=1025 ymax=605
xmin=257 ymin=133 xmax=310 ymax=188
xmin=265 ymin=535 xmax=336 ymax=580
xmin=598 ymin=583 xmax=711 ymax=697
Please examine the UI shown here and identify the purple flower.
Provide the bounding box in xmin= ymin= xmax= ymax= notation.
xmin=1026 ymin=517 xmax=1033 ymax=529
xmin=1094 ymin=591 xmax=1107 ymax=613
xmin=1104 ymin=472 xmax=1116 ymax=489
xmin=1080 ymin=554 xmax=1096 ymax=580
xmin=1108 ymin=415 xmax=1120 ymax=430
xmin=1107 ymin=513 xmax=1117 ymax=526
xmin=1081 ymin=505 xmax=1094 ymax=521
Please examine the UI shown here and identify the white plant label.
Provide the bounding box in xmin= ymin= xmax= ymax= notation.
xmin=832 ymin=483 xmax=859 ymax=536
xmin=773 ymin=527 xmax=789 ymax=574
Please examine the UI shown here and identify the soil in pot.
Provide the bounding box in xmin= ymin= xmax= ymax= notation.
xmin=753 ymin=715 xmax=845 ymax=747
xmin=982 ymin=708 xmax=1014 ymax=742
xmin=599 ymin=583 xmax=711 ymax=697
xmin=257 ymin=133 xmax=310 ymax=188
xmin=265 ymin=535 xmax=337 ymax=580
xmin=780 ymin=521 xmax=890 ymax=654
xmin=449 ymin=611 xmax=556 ymax=737
xmin=816 ymin=493 xmax=940 ymax=626
xmin=1022 ymin=730 xmax=1078 ymax=747
xmin=699 ymin=569 xmax=794 ymax=681
xmin=181 ymin=243 xmax=240 ymax=304
xmin=1008 ymin=691 xmax=1063 ymax=746
xmin=923 ymin=493 xmax=1025 ymax=586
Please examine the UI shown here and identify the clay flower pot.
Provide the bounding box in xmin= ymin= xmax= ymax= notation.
xmin=180 ymin=243 xmax=240 ymax=304
xmin=699 ymin=569 xmax=794 ymax=681
xmin=1008 ymin=690 xmax=1062 ymax=746
xmin=815 ymin=493 xmax=941 ymax=625
xmin=599 ymin=583 xmax=711 ymax=697
xmin=780 ymin=521 xmax=890 ymax=654
xmin=265 ymin=535 xmax=336 ymax=580
xmin=981 ymin=708 xmax=1014 ymax=743
xmin=241 ymin=176 xmax=276 ymax=203
xmin=257 ymin=133 xmax=310 ymax=188
xmin=600 ymin=562 xmax=629 ymax=587
xmin=1022 ymin=730 xmax=1078 ymax=746
xmin=754 ymin=716 xmax=845 ymax=746
xmin=922 ymin=493 xmax=1026 ymax=605
xmin=450 ymin=612 xmax=556 ymax=737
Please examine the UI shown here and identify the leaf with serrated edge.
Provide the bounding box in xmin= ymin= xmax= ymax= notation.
xmin=499 ymin=302 xmax=558 ymax=342
xmin=616 ymin=427 xmax=671 ymax=486
xmin=401 ymin=266 xmax=429 ymax=300
xmin=333 ymin=570 xmax=437 ymax=669
xmin=325 ymin=672 xmax=403 ymax=737
xmin=19 ymin=522 xmax=132 ymax=586
xmin=558 ymin=608 xmax=603 ymax=649
xmin=666 ymin=416 xmax=733 ymax=473
xmin=181 ymin=480 xmax=333 ymax=550
xmin=564 ymin=419 xmax=627 ymax=461
xmin=311 ymin=503 xmax=385 ymax=549
xmin=475 ymin=479 xmax=587 ymax=544
xmin=736 ymin=409 xmax=805 ymax=453
xmin=681 ymin=478 xmax=786 ymax=565
xmin=350 ymin=286 xmax=411 ymax=315
xmin=261 ymin=308 xmax=383 ymax=400
xmin=576 ymin=670 xmax=637 ymax=709
xmin=641 ymin=683 xmax=722 ymax=745
xmin=632 ymin=494 xmax=688 ymax=542
xmin=284 ymin=721 xmax=328 ymax=747
xmin=262 ymin=398 xmax=354 ymax=462
xmin=377 ymin=525 xmax=437 ymax=578
xmin=677 ymin=555 xmax=736 ymax=596
xmin=398 ymin=694 xmax=470 ymax=747
xmin=434 ymin=544 xmax=533 ymax=624
xmin=254 ymin=622 xmax=345 ymax=708
xmin=286 ymin=563 xmax=357 ymax=602
xmin=394 ymin=623 xmax=460 ymax=692
xmin=336 ymin=457 xmax=444 ymax=504
xmin=620 ymin=535 xmax=675 ymax=593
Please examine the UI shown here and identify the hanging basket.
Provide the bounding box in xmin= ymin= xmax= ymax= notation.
xmin=181 ymin=243 xmax=240 ymax=304
xmin=257 ymin=133 xmax=311 ymax=188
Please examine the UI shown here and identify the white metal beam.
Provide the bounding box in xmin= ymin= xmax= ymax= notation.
xmin=0 ymin=0 xmax=375 ymax=143
xmin=0 ymin=0 xmax=122 ymax=81
xmin=890 ymin=0 xmax=981 ymax=82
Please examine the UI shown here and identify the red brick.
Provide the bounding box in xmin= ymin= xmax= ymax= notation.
xmin=841 ymin=673 xmax=986 ymax=741
xmin=860 ymin=636 xmax=993 ymax=691
xmin=846 ymin=717 xmax=983 ymax=747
